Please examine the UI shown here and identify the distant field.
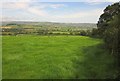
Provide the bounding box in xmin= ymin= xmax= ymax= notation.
xmin=2 ymin=36 xmax=116 ymax=79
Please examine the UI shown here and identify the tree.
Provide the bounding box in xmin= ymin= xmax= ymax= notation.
xmin=97 ymin=2 xmax=120 ymax=37
xmin=97 ymin=2 xmax=120 ymax=78
xmin=80 ymin=30 xmax=87 ymax=36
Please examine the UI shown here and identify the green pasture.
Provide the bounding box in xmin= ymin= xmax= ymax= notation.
xmin=2 ymin=36 xmax=116 ymax=79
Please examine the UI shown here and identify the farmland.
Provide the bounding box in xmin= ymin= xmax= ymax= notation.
xmin=1 ymin=22 xmax=96 ymax=36
xmin=2 ymin=36 xmax=116 ymax=79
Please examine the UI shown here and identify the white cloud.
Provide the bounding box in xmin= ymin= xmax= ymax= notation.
xmin=2 ymin=0 xmax=32 ymax=9
xmin=86 ymin=2 xmax=104 ymax=5
xmin=2 ymin=2 xmax=66 ymax=17
xmin=1 ymin=15 xmax=19 ymax=21
xmin=2 ymin=8 xmax=104 ymax=23
xmin=2 ymin=2 xmax=29 ymax=9
xmin=27 ymin=7 xmax=48 ymax=16
xmin=1 ymin=0 xmax=31 ymax=2
xmin=49 ymin=4 xmax=66 ymax=8
xmin=2 ymin=2 xmax=48 ymax=16
xmin=30 ymin=3 xmax=67 ymax=9
xmin=2 ymin=1 xmax=115 ymax=23
xmin=2 ymin=2 xmax=104 ymax=23
xmin=24 ymin=7 xmax=102 ymax=23
xmin=57 ymin=8 xmax=103 ymax=19
xmin=1 ymin=0 xmax=119 ymax=2
xmin=44 ymin=8 xmax=104 ymax=23
xmin=86 ymin=0 xmax=119 ymax=2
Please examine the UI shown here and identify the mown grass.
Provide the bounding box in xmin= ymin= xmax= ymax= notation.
xmin=2 ymin=36 xmax=116 ymax=79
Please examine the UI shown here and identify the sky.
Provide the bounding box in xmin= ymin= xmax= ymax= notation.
xmin=1 ymin=0 xmax=119 ymax=23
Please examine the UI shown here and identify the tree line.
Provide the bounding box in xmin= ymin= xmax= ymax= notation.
xmin=91 ymin=2 xmax=120 ymax=78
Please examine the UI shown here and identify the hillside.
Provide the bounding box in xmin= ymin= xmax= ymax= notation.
xmin=1 ymin=21 xmax=97 ymax=36
xmin=2 ymin=21 xmax=97 ymax=29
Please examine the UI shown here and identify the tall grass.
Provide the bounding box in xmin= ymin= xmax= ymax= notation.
xmin=2 ymin=36 xmax=116 ymax=79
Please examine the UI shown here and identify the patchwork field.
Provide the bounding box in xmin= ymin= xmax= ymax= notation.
xmin=2 ymin=36 xmax=116 ymax=79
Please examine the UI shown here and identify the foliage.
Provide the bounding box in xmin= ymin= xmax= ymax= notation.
xmin=97 ymin=2 xmax=120 ymax=37
xmin=97 ymin=2 xmax=120 ymax=78
xmin=97 ymin=2 xmax=120 ymax=54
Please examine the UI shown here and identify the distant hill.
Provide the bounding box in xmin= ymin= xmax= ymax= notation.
xmin=2 ymin=21 xmax=97 ymax=29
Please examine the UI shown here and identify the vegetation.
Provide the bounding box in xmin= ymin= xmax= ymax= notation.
xmin=2 ymin=36 xmax=116 ymax=79
xmin=97 ymin=2 xmax=120 ymax=54
xmin=96 ymin=2 xmax=120 ymax=78
xmin=0 ymin=36 xmax=2 ymax=80
xmin=1 ymin=22 xmax=96 ymax=36
xmin=1 ymin=2 xmax=119 ymax=79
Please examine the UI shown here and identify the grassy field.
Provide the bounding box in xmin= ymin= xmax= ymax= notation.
xmin=0 ymin=36 xmax=2 ymax=80
xmin=2 ymin=36 xmax=116 ymax=79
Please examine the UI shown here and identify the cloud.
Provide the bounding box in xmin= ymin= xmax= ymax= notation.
xmin=2 ymin=2 xmax=104 ymax=23
xmin=46 ymin=8 xmax=104 ymax=23
xmin=27 ymin=7 xmax=48 ymax=16
xmin=26 ymin=3 xmax=66 ymax=16
xmin=1 ymin=15 xmax=19 ymax=21
xmin=30 ymin=3 xmax=67 ymax=9
xmin=2 ymin=2 xmax=48 ymax=16
xmin=2 ymin=0 xmax=31 ymax=2
xmin=57 ymin=8 xmax=103 ymax=19
xmin=2 ymin=1 xmax=113 ymax=23
xmin=2 ymin=2 xmax=66 ymax=17
xmin=49 ymin=4 xmax=66 ymax=8
xmin=86 ymin=2 xmax=104 ymax=5
xmin=2 ymin=0 xmax=119 ymax=2
xmin=2 ymin=2 xmax=29 ymax=9
xmin=86 ymin=0 xmax=119 ymax=2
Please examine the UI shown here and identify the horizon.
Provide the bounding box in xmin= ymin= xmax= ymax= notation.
xmin=2 ymin=20 xmax=97 ymax=24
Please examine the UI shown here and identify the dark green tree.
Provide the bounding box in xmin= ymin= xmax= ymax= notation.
xmin=97 ymin=2 xmax=120 ymax=78
xmin=97 ymin=2 xmax=120 ymax=37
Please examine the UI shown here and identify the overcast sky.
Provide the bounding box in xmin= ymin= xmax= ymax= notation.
xmin=1 ymin=0 xmax=119 ymax=23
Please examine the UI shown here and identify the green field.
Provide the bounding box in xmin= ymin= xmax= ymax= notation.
xmin=2 ymin=36 xmax=116 ymax=79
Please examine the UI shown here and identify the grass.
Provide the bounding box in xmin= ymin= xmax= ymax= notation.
xmin=0 ymin=36 xmax=2 ymax=80
xmin=2 ymin=36 xmax=116 ymax=79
